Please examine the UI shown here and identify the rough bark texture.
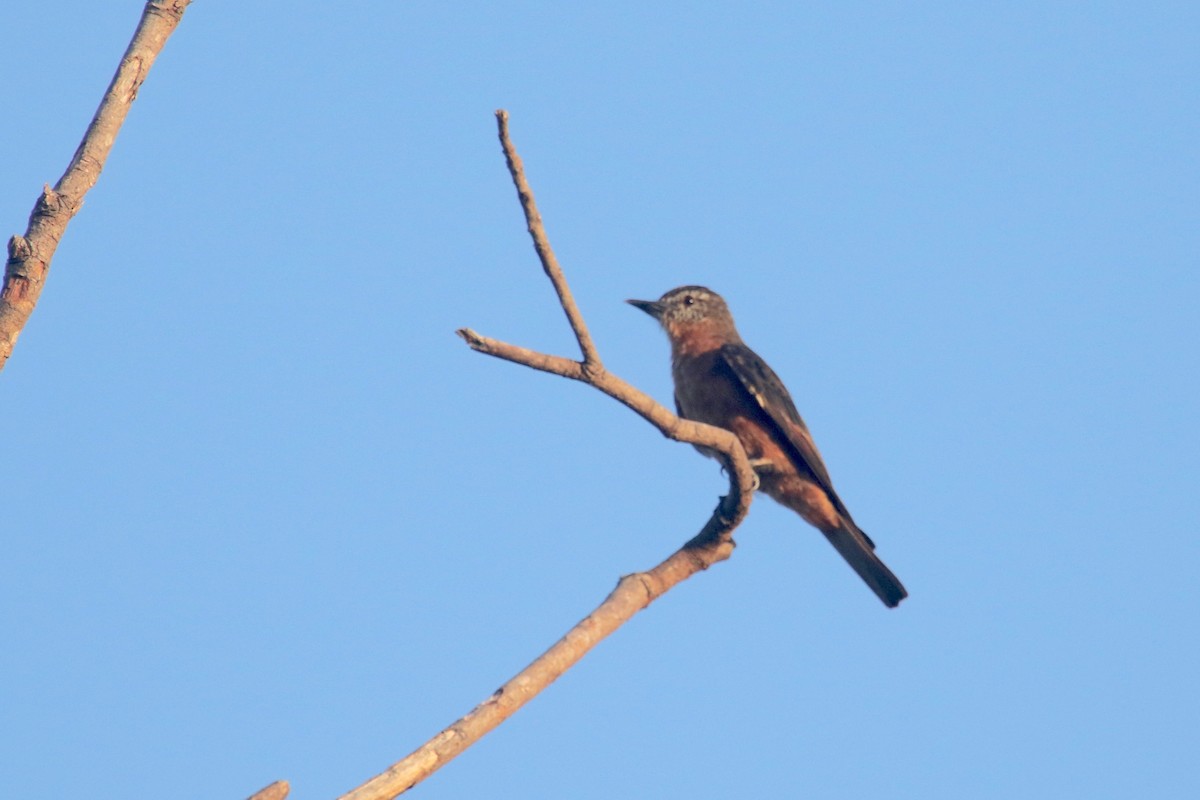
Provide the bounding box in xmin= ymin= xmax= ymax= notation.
xmin=0 ymin=0 xmax=191 ymax=371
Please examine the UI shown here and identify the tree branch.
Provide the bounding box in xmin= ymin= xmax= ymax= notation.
xmin=245 ymin=780 xmax=290 ymax=800
xmin=330 ymin=112 xmax=758 ymax=800
xmin=337 ymin=532 xmax=738 ymax=800
xmin=0 ymin=0 xmax=191 ymax=371
xmin=495 ymin=109 xmax=602 ymax=370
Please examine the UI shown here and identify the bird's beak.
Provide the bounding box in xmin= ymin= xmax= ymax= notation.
xmin=626 ymin=298 xmax=665 ymax=319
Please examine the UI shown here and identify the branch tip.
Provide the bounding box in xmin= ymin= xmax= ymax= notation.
xmin=245 ymin=779 xmax=290 ymax=800
xmin=455 ymin=327 xmax=490 ymax=353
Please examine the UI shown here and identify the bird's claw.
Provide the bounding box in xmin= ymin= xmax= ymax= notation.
xmin=721 ymin=458 xmax=775 ymax=492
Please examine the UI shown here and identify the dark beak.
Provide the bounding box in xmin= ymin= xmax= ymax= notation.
xmin=626 ymin=298 xmax=665 ymax=319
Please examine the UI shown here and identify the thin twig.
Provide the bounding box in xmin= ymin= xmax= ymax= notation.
xmin=457 ymin=327 xmax=756 ymax=476
xmin=495 ymin=109 xmax=602 ymax=370
xmin=333 ymin=112 xmax=757 ymax=800
xmin=0 ymin=0 xmax=191 ymax=371
xmin=456 ymin=329 xmax=584 ymax=380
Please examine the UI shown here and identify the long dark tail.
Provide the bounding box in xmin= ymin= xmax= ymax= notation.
xmin=822 ymin=521 xmax=908 ymax=608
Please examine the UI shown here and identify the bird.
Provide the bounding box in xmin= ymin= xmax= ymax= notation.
xmin=627 ymin=285 xmax=907 ymax=608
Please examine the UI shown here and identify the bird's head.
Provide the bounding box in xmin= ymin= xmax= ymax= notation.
xmin=626 ymin=285 xmax=732 ymax=325
xmin=627 ymin=286 xmax=740 ymax=352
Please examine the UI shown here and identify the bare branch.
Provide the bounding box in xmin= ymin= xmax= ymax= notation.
xmin=337 ymin=535 xmax=736 ymax=800
xmin=334 ymin=112 xmax=758 ymax=799
xmin=1 ymin=0 xmax=191 ymax=371
xmin=495 ymin=109 xmax=602 ymax=370
xmin=245 ymin=780 xmax=290 ymax=800
xmin=457 ymin=328 xmax=584 ymax=380
xmin=456 ymin=327 xmax=757 ymax=481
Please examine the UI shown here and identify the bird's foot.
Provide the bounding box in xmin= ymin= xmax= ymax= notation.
xmin=722 ymin=458 xmax=774 ymax=491
xmin=744 ymin=458 xmax=780 ymax=492
xmin=748 ymin=457 xmax=777 ymax=474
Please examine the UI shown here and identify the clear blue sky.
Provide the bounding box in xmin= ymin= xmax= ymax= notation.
xmin=4 ymin=3 xmax=1198 ymax=798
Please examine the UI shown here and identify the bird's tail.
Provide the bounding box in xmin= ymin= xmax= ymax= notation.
xmin=821 ymin=521 xmax=908 ymax=608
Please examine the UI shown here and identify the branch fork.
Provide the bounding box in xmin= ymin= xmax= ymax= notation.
xmin=330 ymin=111 xmax=758 ymax=800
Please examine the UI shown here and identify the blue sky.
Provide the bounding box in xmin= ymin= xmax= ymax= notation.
xmin=3 ymin=3 xmax=1198 ymax=798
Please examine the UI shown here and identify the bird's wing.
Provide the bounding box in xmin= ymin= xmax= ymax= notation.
xmin=718 ymin=343 xmax=854 ymax=520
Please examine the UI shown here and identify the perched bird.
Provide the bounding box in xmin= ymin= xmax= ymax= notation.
xmin=628 ymin=286 xmax=907 ymax=608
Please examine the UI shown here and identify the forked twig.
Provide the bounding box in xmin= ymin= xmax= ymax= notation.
xmin=329 ymin=112 xmax=758 ymax=800
xmin=494 ymin=110 xmax=601 ymax=369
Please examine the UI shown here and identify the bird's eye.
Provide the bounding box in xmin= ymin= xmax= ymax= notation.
xmin=683 ymin=295 xmax=695 ymax=306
